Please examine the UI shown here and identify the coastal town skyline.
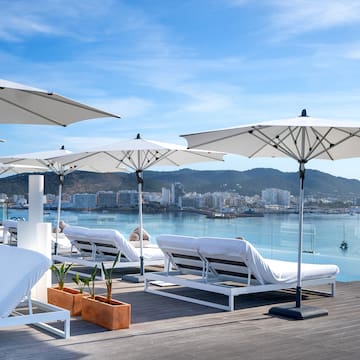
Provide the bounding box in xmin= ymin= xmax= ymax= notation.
xmin=2 ymin=1 xmax=360 ymax=179
xmin=2 ymin=180 xmax=357 ymax=213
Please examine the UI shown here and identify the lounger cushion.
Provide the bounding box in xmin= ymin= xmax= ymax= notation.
xmin=265 ymin=259 xmax=340 ymax=282
xmin=0 ymin=245 xmax=51 ymax=318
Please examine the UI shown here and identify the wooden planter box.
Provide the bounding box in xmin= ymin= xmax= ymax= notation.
xmin=47 ymin=287 xmax=85 ymax=316
xmin=81 ymin=295 xmax=131 ymax=330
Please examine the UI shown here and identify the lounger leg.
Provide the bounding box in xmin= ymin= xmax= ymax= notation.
xmin=165 ymin=256 xmax=170 ymax=274
xmin=64 ymin=315 xmax=70 ymax=339
xmin=229 ymin=295 xmax=234 ymax=311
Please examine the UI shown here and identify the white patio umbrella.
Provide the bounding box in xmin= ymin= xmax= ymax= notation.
xmin=0 ymin=79 xmax=120 ymax=126
xmin=182 ymin=109 xmax=360 ymax=319
xmin=0 ymin=147 xmax=128 ymax=254
xmin=53 ymin=133 xmax=225 ymax=276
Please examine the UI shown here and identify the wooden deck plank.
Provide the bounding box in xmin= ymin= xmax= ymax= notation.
xmin=1 ymin=278 xmax=359 ymax=359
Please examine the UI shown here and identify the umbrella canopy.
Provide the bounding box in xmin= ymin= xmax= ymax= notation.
xmin=56 ymin=133 xmax=224 ymax=170
xmin=0 ymin=79 xmax=120 ymax=126
xmin=182 ymin=109 xmax=360 ymax=319
xmin=53 ymin=133 xmax=225 ymax=276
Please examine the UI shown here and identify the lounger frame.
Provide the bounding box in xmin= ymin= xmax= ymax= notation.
xmin=144 ymin=245 xmax=337 ymax=311
xmin=0 ymin=293 xmax=70 ymax=338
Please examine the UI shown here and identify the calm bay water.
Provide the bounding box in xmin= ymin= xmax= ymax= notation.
xmin=9 ymin=208 xmax=360 ymax=282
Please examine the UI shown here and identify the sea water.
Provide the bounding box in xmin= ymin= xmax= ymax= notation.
xmin=8 ymin=208 xmax=360 ymax=282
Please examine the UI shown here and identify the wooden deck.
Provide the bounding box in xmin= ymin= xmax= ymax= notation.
xmin=1 ymin=275 xmax=359 ymax=360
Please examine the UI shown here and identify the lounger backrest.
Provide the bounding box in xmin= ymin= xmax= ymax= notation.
xmin=157 ymin=235 xmax=208 ymax=276
xmin=197 ymin=237 xmax=261 ymax=283
xmin=0 ymin=245 xmax=51 ymax=318
xmin=63 ymin=226 xmax=95 ymax=258
xmin=198 ymin=237 xmax=277 ymax=285
xmin=63 ymin=226 xmax=140 ymax=262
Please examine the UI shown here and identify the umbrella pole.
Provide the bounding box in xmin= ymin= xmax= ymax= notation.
xmin=269 ymin=160 xmax=328 ymax=319
xmin=121 ymin=170 xmax=146 ymax=283
xmin=296 ymin=162 xmax=305 ymax=308
xmin=54 ymin=174 xmax=64 ymax=255
xmin=137 ymin=170 xmax=144 ymax=276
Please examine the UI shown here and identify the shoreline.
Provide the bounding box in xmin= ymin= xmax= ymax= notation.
xmin=9 ymin=205 xmax=355 ymax=216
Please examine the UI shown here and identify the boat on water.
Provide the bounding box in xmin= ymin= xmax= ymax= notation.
xmin=340 ymin=240 xmax=348 ymax=251
xmin=206 ymin=209 xmax=264 ymax=219
xmin=206 ymin=212 xmax=236 ymax=219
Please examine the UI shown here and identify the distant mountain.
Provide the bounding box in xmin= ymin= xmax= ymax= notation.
xmin=1 ymin=168 xmax=360 ymax=199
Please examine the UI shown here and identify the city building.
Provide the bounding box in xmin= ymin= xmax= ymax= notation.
xmin=261 ymin=188 xmax=291 ymax=208
xmin=72 ymin=193 xmax=97 ymax=210
xmin=117 ymin=190 xmax=138 ymax=208
xmin=171 ymin=182 xmax=185 ymax=208
xmin=161 ymin=187 xmax=171 ymax=206
xmin=97 ymin=191 xmax=117 ymax=208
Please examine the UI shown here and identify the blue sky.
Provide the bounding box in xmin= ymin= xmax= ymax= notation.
xmin=2 ymin=0 xmax=360 ymax=179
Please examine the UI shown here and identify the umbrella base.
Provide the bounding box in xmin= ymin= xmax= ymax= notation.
xmin=269 ymin=304 xmax=328 ymax=320
xmin=122 ymin=273 xmax=145 ymax=283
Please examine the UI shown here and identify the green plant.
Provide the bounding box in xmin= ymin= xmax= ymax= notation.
xmin=50 ymin=263 xmax=73 ymax=290
xmin=101 ymin=252 xmax=120 ymax=303
xmin=72 ymin=273 xmax=88 ymax=293
xmin=86 ymin=265 xmax=98 ymax=299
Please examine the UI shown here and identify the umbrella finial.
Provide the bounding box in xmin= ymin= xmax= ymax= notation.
xmin=300 ymin=109 xmax=308 ymax=117
xmin=136 ymin=133 xmax=141 ymax=139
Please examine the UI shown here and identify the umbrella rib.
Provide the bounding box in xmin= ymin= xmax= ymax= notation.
xmin=0 ymin=97 xmax=66 ymax=127
xmin=101 ymin=151 xmax=127 ymax=169
xmin=147 ymin=149 xmax=178 ymax=168
xmin=121 ymin=150 xmax=140 ymax=171
xmin=306 ymin=127 xmax=335 ymax=160
xmin=153 ymin=150 xmax=181 ymax=167
xmin=139 ymin=149 xmax=156 ymax=170
xmin=307 ymin=127 xmax=360 ymax=161
xmin=250 ymin=127 xmax=299 ymax=160
xmin=287 ymin=127 xmax=304 ymax=160
xmin=27 ymin=90 xmax=120 ymax=118
xmin=135 ymin=149 xmax=177 ymax=170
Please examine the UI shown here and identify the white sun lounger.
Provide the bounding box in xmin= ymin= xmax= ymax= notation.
xmin=0 ymin=245 xmax=70 ymax=338
xmin=53 ymin=226 xmax=165 ymax=280
xmin=144 ymin=235 xmax=340 ymax=311
xmin=2 ymin=219 xmax=72 ymax=253
xmin=2 ymin=219 xmax=19 ymax=245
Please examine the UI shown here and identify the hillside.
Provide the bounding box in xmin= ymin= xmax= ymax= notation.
xmin=1 ymin=168 xmax=360 ymax=199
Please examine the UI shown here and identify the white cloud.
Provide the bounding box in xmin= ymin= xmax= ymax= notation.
xmin=0 ymin=15 xmax=59 ymax=41
xmin=270 ymin=0 xmax=360 ymax=38
xmin=0 ymin=0 xmax=127 ymax=42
